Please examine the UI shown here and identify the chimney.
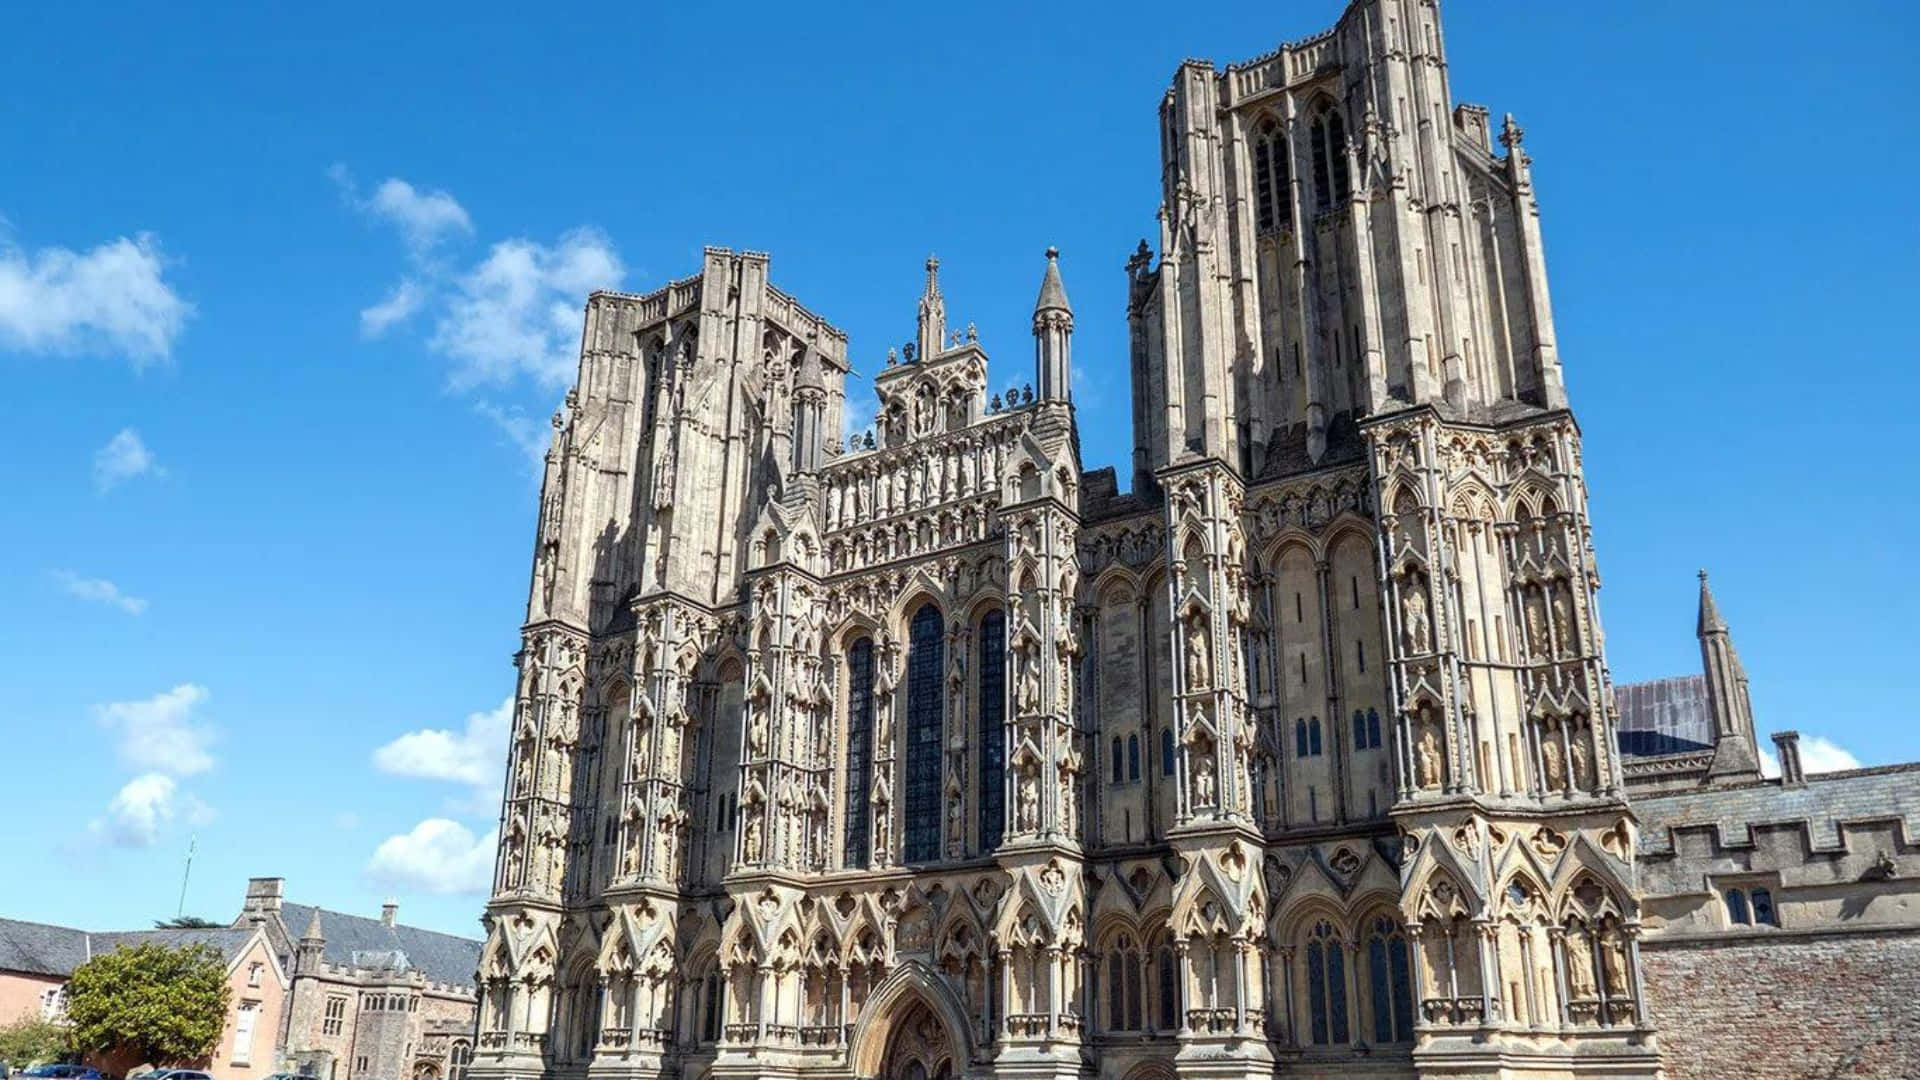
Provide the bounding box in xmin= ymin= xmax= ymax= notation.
xmin=381 ymin=899 xmax=398 ymax=928
xmin=244 ymin=877 xmax=285 ymax=924
xmin=1772 ymin=731 xmax=1805 ymax=787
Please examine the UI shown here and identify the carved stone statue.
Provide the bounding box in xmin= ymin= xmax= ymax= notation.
xmin=946 ymin=794 xmax=965 ymax=857
xmin=1551 ymin=583 xmax=1575 ymax=654
xmin=1416 ymin=722 xmax=1442 ymax=790
xmin=1542 ymin=735 xmax=1566 ymax=791
xmin=1604 ymin=935 xmax=1629 ymax=997
xmin=1059 ymin=771 xmax=1077 ymax=836
xmin=742 ymin=812 xmax=763 ymax=863
xmin=1525 ymin=590 xmax=1549 ymax=655
xmin=748 ymin=708 xmax=769 ymax=756
xmin=1016 ymin=770 xmax=1040 ymax=833
xmin=1191 ymin=751 xmax=1217 ymax=807
xmin=1184 ymin=617 xmax=1211 ymax=689
xmin=1016 ymin=644 xmax=1041 ymax=715
xmin=655 ymin=818 xmax=677 ymax=879
xmin=1566 ymin=930 xmax=1596 ymax=998
xmin=1403 ymin=587 xmax=1431 ymax=653
xmin=1570 ymin=731 xmax=1594 ymax=792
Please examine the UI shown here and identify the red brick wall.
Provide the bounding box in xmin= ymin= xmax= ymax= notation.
xmin=1641 ymin=930 xmax=1920 ymax=1079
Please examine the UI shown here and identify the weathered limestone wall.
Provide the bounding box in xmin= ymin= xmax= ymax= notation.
xmin=1642 ymin=930 xmax=1920 ymax=1079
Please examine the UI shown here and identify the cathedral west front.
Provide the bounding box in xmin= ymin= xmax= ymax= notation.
xmin=466 ymin=2 xmax=1920 ymax=1078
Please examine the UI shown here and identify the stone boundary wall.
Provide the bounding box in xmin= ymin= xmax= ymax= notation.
xmin=1641 ymin=928 xmax=1920 ymax=1078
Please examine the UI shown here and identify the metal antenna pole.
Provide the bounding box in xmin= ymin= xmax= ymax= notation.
xmin=177 ymin=834 xmax=196 ymax=918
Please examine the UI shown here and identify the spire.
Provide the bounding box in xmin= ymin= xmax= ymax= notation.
xmin=301 ymin=909 xmax=324 ymax=942
xmin=916 ymin=255 xmax=946 ymax=362
xmin=1034 ymin=246 xmax=1072 ymax=315
xmin=1032 ymin=247 xmax=1074 ymax=402
xmin=1696 ymin=568 xmax=1726 ymax=635
xmin=1697 ymin=569 xmax=1761 ymax=781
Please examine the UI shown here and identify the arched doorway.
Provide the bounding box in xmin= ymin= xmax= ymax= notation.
xmin=881 ymin=1000 xmax=953 ymax=1080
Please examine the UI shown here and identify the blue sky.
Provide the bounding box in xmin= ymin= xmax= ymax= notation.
xmin=3 ymin=0 xmax=1915 ymax=939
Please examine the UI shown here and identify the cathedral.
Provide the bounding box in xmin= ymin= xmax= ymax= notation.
xmin=468 ymin=2 xmax=1920 ymax=1079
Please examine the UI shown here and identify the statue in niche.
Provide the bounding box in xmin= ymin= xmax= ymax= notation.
xmin=852 ymin=478 xmax=868 ymax=518
xmin=742 ymin=810 xmax=763 ymax=863
xmin=1566 ymin=929 xmax=1596 ymax=998
xmin=1416 ymin=722 xmax=1443 ymax=790
xmin=906 ymin=464 xmax=921 ymax=505
xmin=1016 ymin=642 xmax=1041 ymax=715
xmin=621 ymin=825 xmax=643 ymax=879
xmin=652 ymin=440 xmax=677 ymax=510
xmin=1016 ymin=768 xmax=1040 ymax=833
xmin=1525 ymin=589 xmax=1550 ymax=656
xmin=1059 ymin=769 xmax=1077 ymax=836
xmin=1191 ymin=751 xmax=1217 ymax=808
xmin=502 ymin=827 xmax=526 ymax=890
xmin=1542 ymin=733 xmax=1566 ymax=791
xmin=748 ymin=708 xmax=769 ymax=757
xmin=512 ymin=742 xmax=534 ymax=797
xmin=544 ymin=736 xmax=572 ymax=800
xmin=1604 ymin=935 xmax=1629 ymax=997
xmin=947 ymin=793 xmax=965 ymax=858
xmin=891 ymin=468 xmax=906 ymax=508
xmin=1184 ymin=616 xmax=1211 ymax=690
xmin=1403 ymin=586 xmax=1431 ymax=654
xmin=656 ymin=817 xmax=678 ymax=880
xmin=1552 ymin=583 xmax=1576 ymax=654
xmin=1570 ymin=730 xmax=1594 ymax=791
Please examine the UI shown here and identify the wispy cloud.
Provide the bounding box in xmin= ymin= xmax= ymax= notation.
xmin=474 ymin=401 xmax=553 ymax=467
xmin=93 ymin=427 xmax=161 ymax=492
xmin=366 ymin=818 xmax=497 ymax=895
xmin=53 ymin=570 xmax=147 ymax=615
xmin=0 ymin=226 xmax=191 ymax=364
xmin=95 ymin=683 xmax=216 ymax=777
xmin=360 ymin=277 xmax=425 ymax=338
xmin=330 ymin=166 xmax=472 ymax=260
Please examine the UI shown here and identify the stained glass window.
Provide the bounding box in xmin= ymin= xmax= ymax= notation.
xmin=904 ymin=605 xmax=945 ymax=863
xmin=978 ymin=610 xmax=1006 ymax=851
xmin=844 ymin=638 xmax=874 ymax=868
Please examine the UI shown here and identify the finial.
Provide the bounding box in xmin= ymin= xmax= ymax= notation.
xmin=886 ymin=346 xmax=897 ymax=368
xmin=1698 ymin=568 xmax=1709 ymax=582
xmin=1500 ymin=113 xmax=1524 ymax=149
xmin=1045 ymin=245 xmax=1059 ymax=260
xmin=966 ymin=321 xmax=977 ymax=342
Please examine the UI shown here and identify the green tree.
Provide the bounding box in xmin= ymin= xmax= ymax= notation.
xmin=0 ymin=1016 xmax=70 ymax=1067
xmin=152 ymin=917 xmax=223 ymax=930
xmin=65 ymin=943 xmax=229 ymax=1066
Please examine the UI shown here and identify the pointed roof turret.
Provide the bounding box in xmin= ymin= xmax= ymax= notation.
xmin=916 ymin=254 xmax=947 ymax=361
xmin=1696 ymin=568 xmax=1726 ymax=635
xmin=301 ymin=909 xmax=325 ymax=942
xmin=1034 ymin=246 xmax=1072 ymax=316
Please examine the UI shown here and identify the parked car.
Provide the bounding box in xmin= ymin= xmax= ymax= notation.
xmin=18 ymin=1069 xmax=101 ymax=1080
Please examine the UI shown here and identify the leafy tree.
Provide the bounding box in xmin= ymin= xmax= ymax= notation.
xmin=0 ymin=1017 xmax=70 ymax=1066
xmin=65 ymin=943 xmax=229 ymax=1066
xmin=153 ymin=917 xmax=223 ymax=929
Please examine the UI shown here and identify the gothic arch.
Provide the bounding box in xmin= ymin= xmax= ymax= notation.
xmin=845 ymin=959 xmax=976 ymax=1078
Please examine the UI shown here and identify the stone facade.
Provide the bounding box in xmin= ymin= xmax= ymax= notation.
xmin=235 ymin=878 xmax=480 ymax=1080
xmin=466 ymin=2 xmax=1914 ymax=1079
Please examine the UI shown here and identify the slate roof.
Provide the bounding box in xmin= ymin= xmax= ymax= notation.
xmin=1634 ymin=762 xmax=1920 ymax=855
xmin=1615 ymin=674 xmax=1714 ymax=758
xmin=0 ymin=919 xmax=255 ymax=978
xmin=280 ymin=903 xmax=480 ymax=991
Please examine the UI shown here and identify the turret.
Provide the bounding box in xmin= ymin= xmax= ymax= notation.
xmin=1033 ymin=247 xmax=1073 ymax=402
xmin=296 ymin=909 xmax=326 ymax=975
xmin=1698 ymin=570 xmax=1761 ymax=780
xmin=916 ymin=256 xmax=946 ymax=362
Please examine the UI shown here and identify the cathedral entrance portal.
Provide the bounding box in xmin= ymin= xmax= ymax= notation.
xmin=877 ymin=1000 xmax=954 ymax=1080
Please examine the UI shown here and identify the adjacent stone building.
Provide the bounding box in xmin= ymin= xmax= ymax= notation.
xmin=463 ymin=1 xmax=1917 ymax=1078
xmin=234 ymin=878 xmax=480 ymax=1080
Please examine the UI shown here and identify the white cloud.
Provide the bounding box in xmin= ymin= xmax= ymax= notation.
xmin=90 ymin=773 xmax=212 ymax=848
xmin=474 ymin=401 xmax=552 ymax=467
xmin=53 ymin=570 xmax=147 ymax=615
xmin=1760 ymin=734 xmax=1863 ymax=778
xmin=330 ymin=166 xmax=472 ymax=259
xmin=360 ymin=278 xmax=425 ymax=338
xmin=95 ymin=683 xmax=215 ymax=777
xmin=92 ymin=427 xmax=162 ymax=492
xmin=0 ymin=228 xmax=191 ymax=364
xmin=374 ymin=696 xmax=512 ymax=790
xmin=430 ymin=230 xmax=622 ymax=389
xmin=366 ymin=818 xmax=497 ymax=895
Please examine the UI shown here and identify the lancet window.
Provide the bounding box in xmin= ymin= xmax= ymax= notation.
xmin=1305 ymin=920 xmax=1349 ymax=1046
xmin=844 ymin=638 xmax=875 ymax=868
xmin=904 ymin=604 xmax=945 ymax=862
xmin=1366 ymin=916 xmax=1415 ymax=1044
xmin=978 ymin=609 xmax=1006 ymax=851
xmin=1251 ymin=116 xmax=1293 ymax=233
xmin=1308 ymin=105 xmax=1351 ymax=211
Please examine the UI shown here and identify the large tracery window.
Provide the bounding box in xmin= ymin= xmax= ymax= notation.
xmin=844 ymin=638 xmax=876 ymax=868
xmin=1305 ymin=920 xmax=1349 ymax=1046
xmin=1251 ymin=117 xmax=1293 ymax=233
xmin=978 ymin=609 xmax=1006 ymax=851
xmin=904 ymin=604 xmax=946 ymax=862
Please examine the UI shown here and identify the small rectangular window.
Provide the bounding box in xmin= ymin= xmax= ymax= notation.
xmin=1356 ymin=639 xmax=1366 ymax=672
xmin=1351 ymin=576 xmax=1360 ymax=610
